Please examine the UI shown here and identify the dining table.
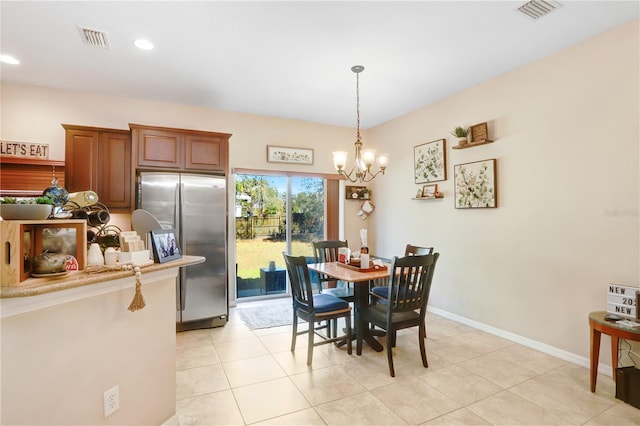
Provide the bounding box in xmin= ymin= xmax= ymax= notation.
xmin=307 ymin=261 xmax=390 ymax=352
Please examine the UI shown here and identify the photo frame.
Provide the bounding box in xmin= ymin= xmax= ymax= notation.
xmin=150 ymin=229 xmax=182 ymax=263
xmin=470 ymin=122 xmax=489 ymax=142
xmin=454 ymin=159 xmax=497 ymax=209
xmin=267 ymin=145 xmax=314 ymax=165
xmin=422 ymin=184 xmax=438 ymax=198
xmin=414 ymin=138 xmax=446 ymax=184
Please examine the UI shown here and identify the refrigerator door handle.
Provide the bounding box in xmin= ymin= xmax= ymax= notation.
xmin=178 ymin=181 xmax=187 ymax=311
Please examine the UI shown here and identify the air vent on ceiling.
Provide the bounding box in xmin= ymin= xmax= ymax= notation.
xmin=518 ymin=0 xmax=561 ymax=20
xmin=78 ymin=26 xmax=110 ymax=49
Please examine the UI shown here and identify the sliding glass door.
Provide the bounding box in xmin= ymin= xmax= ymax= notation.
xmin=235 ymin=173 xmax=325 ymax=299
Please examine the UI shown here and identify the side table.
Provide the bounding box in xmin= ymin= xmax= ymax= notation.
xmin=589 ymin=311 xmax=640 ymax=392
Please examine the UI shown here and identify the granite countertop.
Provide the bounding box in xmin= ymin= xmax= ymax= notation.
xmin=1 ymin=255 xmax=204 ymax=299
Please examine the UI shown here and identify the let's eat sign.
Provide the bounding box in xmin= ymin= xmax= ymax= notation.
xmin=607 ymin=283 xmax=639 ymax=320
xmin=0 ymin=140 xmax=49 ymax=159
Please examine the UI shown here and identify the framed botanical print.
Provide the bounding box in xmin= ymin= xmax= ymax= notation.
xmin=267 ymin=145 xmax=314 ymax=165
xmin=454 ymin=158 xmax=497 ymax=209
xmin=414 ymin=139 xmax=446 ymax=183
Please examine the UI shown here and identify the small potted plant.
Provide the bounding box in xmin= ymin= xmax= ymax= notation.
xmin=450 ymin=126 xmax=470 ymax=147
xmin=0 ymin=196 xmax=55 ymax=220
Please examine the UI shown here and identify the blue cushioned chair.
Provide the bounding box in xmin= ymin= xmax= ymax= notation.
xmin=283 ymin=252 xmax=352 ymax=365
xmin=357 ymin=252 xmax=439 ymax=377
xmin=370 ymin=244 xmax=434 ymax=300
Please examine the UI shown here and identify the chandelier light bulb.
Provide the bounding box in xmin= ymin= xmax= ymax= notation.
xmin=332 ymin=151 xmax=348 ymax=170
xmin=361 ymin=149 xmax=376 ymax=167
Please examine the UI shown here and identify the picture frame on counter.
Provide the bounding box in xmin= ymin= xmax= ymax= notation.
xmin=267 ymin=145 xmax=314 ymax=165
xmin=151 ymin=229 xmax=182 ymax=263
xmin=422 ymin=184 xmax=438 ymax=198
xmin=414 ymin=138 xmax=446 ymax=184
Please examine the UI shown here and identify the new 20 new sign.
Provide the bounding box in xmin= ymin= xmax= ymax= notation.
xmin=607 ymin=284 xmax=639 ymax=321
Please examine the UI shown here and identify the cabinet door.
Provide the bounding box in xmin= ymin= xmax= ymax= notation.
xmin=184 ymin=133 xmax=228 ymax=172
xmin=136 ymin=128 xmax=182 ymax=169
xmin=99 ymin=132 xmax=131 ymax=210
xmin=64 ymin=128 xmax=99 ymax=193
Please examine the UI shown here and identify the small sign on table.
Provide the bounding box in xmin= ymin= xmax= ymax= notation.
xmin=607 ymin=283 xmax=639 ymax=321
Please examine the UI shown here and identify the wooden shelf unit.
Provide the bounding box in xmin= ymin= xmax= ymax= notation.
xmin=452 ymin=139 xmax=494 ymax=149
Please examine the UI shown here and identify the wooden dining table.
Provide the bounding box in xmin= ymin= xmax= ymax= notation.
xmin=307 ymin=261 xmax=390 ymax=352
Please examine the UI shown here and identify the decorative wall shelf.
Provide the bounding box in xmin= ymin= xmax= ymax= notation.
xmin=452 ymin=139 xmax=494 ymax=150
xmin=412 ymin=196 xmax=444 ymax=201
xmin=345 ymin=185 xmax=371 ymax=200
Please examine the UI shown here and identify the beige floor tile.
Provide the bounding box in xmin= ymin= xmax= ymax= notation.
xmin=209 ymin=322 xmax=256 ymax=343
xmin=497 ymin=344 xmax=567 ymax=374
xmin=233 ymin=377 xmax=310 ymax=424
xmin=460 ymin=349 xmax=539 ymax=388
xmin=583 ymin=402 xmax=640 ymax=425
xmin=176 ymin=390 xmax=244 ymax=426
xmin=214 ymin=336 xmax=270 ymax=362
xmin=258 ymin=329 xmax=306 ymax=353
xmin=222 ymin=354 xmax=287 ymax=387
xmin=289 ymin=365 xmax=367 ymax=405
xmin=176 ymin=344 xmax=220 ymax=371
xmin=371 ymin=376 xmax=461 ymax=424
xmin=272 ymin=348 xmax=336 ymax=375
xmin=341 ymin=352 xmax=398 ymax=390
xmin=466 ymin=390 xmax=569 ymax=425
xmin=315 ymin=391 xmax=408 ymax=425
xmin=176 ymin=329 xmax=214 ymax=350
xmin=428 ymin=335 xmax=497 ymax=364
xmin=541 ymin=363 xmax=619 ymax=401
xmin=176 ymin=364 xmax=230 ymax=400
xmin=255 ymin=408 xmax=327 ymax=425
xmin=253 ymin=324 xmax=293 ymax=337
xmin=511 ymin=372 xmax=618 ymax=424
xmin=420 ymin=365 xmax=502 ymax=405
xmin=452 ymin=330 xmax=514 ymax=351
xmin=423 ymin=407 xmax=492 ymax=425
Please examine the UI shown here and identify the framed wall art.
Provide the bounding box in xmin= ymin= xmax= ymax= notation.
xmin=267 ymin=145 xmax=314 ymax=165
xmin=454 ymin=158 xmax=497 ymax=209
xmin=151 ymin=229 xmax=182 ymax=263
xmin=414 ymin=138 xmax=446 ymax=183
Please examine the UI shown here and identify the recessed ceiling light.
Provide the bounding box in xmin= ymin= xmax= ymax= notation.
xmin=0 ymin=54 xmax=20 ymax=65
xmin=133 ymin=39 xmax=154 ymax=50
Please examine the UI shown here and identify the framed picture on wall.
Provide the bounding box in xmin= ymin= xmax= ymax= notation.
xmin=267 ymin=145 xmax=314 ymax=165
xmin=454 ymin=158 xmax=497 ymax=209
xmin=414 ymin=138 xmax=446 ymax=184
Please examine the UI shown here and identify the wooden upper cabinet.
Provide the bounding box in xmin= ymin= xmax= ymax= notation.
xmin=131 ymin=124 xmax=230 ymax=173
xmin=63 ymin=124 xmax=131 ymax=211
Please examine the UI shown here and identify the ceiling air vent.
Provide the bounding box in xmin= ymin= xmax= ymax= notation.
xmin=78 ymin=26 xmax=110 ymax=49
xmin=518 ymin=0 xmax=561 ymax=20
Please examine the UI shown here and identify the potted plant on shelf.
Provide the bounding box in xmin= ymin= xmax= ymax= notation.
xmin=0 ymin=196 xmax=55 ymax=220
xmin=450 ymin=126 xmax=470 ymax=147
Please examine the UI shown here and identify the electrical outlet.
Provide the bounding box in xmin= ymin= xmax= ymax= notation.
xmin=103 ymin=385 xmax=120 ymax=418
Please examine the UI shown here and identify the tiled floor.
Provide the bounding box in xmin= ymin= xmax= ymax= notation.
xmin=176 ymin=299 xmax=640 ymax=425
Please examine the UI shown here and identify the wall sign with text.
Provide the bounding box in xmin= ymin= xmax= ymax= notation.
xmin=0 ymin=140 xmax=50 ymax=159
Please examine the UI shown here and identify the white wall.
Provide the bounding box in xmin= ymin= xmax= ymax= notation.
xmin=367 ymin=19 xmax=639 ymax=364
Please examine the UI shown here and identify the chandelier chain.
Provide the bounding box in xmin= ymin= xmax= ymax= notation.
xmin=356 ymin=71 xmax=361 ymax=143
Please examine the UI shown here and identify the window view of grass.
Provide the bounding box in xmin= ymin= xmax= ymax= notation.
xmin=236 ymin=174 xmax=324 ymax=298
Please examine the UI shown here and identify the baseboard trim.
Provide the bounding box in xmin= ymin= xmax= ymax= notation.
xmin=427 ymin=306 xmax=612 ymax=378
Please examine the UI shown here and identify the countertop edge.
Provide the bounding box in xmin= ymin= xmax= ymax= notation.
xmin=1 ymin=255 xmax=205 ymax=299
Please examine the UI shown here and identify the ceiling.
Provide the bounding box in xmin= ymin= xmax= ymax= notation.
xmin=1 ymin=1 xmax=638 ymax=129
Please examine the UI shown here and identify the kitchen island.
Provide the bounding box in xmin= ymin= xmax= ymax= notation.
xmin=1 ymin=255 xmax=204 ymax=425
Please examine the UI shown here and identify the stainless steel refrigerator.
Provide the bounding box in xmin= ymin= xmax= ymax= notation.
xmin=137 ymin=172 xmax=228 ymax=330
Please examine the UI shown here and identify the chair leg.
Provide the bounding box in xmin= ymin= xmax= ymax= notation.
xmin=419 ymin=323 xmax=428 ymax=368
xmin=307 ymin=319 xmax=314 ymax=365
xmin=390 ymin=331 xmax=397 ymax=347
xmin=386 ymin=330 xmax=395 ymax=377
xmin=345 ymin=313 xmax=352 ymax=355
xmin=291 ymin=311 xmax=298 ymax=352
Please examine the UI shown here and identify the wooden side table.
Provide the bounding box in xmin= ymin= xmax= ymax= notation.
xmin=589 ymin=311 xmax=640 ymax=392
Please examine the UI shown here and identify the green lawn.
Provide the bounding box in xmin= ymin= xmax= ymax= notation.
xmin=236 ymin=239 xmax=315 ymax=279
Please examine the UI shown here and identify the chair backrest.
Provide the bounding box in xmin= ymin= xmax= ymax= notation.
xmin=283 ymin=252 xmax=315 ymax=310
xmin=386 ymin=253 xmax=439 ymax=317
xmin=313 ymin=240 xmax=348 ymax=263
xmin=405 ymin=244 xmax=434 ymax=256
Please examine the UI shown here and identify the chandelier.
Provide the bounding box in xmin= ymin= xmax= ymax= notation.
xmin=332 ymin=65 xmax=389 ymax=183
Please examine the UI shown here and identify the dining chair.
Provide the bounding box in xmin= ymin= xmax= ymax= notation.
xmin=312 ymin=240 xmax=355 ymax=337
xmin=283 ymin=252 xmax=352 ymax=365
xmin=356 ymin=252 xmax=439 ymax=377
xmin=370 ymin=244 xmax=434 ymax=300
